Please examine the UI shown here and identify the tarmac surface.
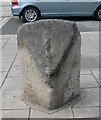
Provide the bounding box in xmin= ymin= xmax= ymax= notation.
xmin=0 ymin=17 xmax=100 ymax=35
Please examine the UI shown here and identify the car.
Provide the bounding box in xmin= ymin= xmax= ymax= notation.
xmin=11 ymin=0 xmax=101 ymax=22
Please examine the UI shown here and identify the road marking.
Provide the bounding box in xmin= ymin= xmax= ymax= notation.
xmin=0 ymin=17 xmax=11 ymax=29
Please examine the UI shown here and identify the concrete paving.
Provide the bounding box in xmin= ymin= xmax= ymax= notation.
xmin=0 ymin=30 xmax=100 ymax=119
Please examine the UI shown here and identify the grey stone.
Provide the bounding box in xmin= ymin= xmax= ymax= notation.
xmin=17 ymin=19 xmax=81 ymax=110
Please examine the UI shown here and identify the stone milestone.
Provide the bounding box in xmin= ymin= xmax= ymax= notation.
xmin=17 ymin=19 xmax=81 ymax=110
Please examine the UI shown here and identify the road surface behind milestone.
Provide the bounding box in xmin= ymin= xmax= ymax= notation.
xmin=0 ymin=16 xmax=100 ymax=35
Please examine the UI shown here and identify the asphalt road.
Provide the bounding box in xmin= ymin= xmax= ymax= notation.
xmin=1 ymin=16 xmax=100 ymax=35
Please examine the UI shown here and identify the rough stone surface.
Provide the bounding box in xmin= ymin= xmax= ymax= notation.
xmin=17 ymin=19 xmax=81 ymax=110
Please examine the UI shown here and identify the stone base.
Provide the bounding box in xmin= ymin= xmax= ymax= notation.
xmin=21 ymin=92 xmax=79 ymax=114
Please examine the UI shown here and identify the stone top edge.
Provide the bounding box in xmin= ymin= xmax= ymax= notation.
xmin=17 ymin=19 xmax=75 ymax=34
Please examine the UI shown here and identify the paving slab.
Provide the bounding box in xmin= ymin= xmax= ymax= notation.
xmin=0 ymin=111 xmax=2 ymax=120
xmin=81 ymin=38 xmax=98 ymax=50
xmin=2 ymin=55 xmax=15 ymax=63
xmin=7 ymin=66 xmax=21 ymax=78
xmin=4 ymin=38 xmax=18 ymax=49
xmin=2 ymin=37 xmax=9 ymax=47
xmin=2 ymin=48 xmax=17 ymax=56
xmin=91 ymin=68 xmax=99 ymax=80
xmin=30 ymin=107 xmax=73 ymax=118
xmin=81 ymin=55 xmax=99 ymax=70
xmin=0 ymin=50 xmax=2 ymax=62
xmin=97 ymin=79 xmax=101 ymax=86
xmin=2 ymin=91 xmax=29 ymax=110
xmin=0 ymin=91 xmax=2 ymax=110
xmin=0 ymin=39 xmax=1 ymax=51
xmin=12 ymin=56 xmax=20 ymax=67
xmin=1 ymin=34 xmax=17 ymax=39
xmin=1 ymin=109 xmax=29 ymax=119
xmin=80 ymin=69 xmax=92 ymax=75
xmin=12 ymin=61 xmax=20 ymax=67
xmin=73 ymin=88 xmax=99 ymax=108
xmin=0 ymin=72 xmax=1 ymax=83
xmin=2 ymin=71 xmax=7 ymax=81
xmin=80 ymin=74 xmax=99 ymax=88
xmin=2 ymin=62 xmax=12 ymax=72
xmin=73 ymin=107 xmax=99 ymax=118
xmin=2 ymin=77 xmax=22 ymax=91
xmin=0 ymin=59 xmax=1 ymax=71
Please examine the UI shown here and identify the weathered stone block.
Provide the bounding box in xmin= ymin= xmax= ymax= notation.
xmin=17 ymin=19 xmax=81 ymax=110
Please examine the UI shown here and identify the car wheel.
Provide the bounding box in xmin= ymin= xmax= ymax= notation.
xmin=22 ymin=7 xmax=40 ymax=22
xmin=95 ymin=6 xmax=101 ymax=21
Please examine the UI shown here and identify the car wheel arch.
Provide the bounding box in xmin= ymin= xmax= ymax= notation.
xmin=20 ymin=5 xmax=41 ymax=17
xmin=93 ymin=5 xmax=101 ymax=16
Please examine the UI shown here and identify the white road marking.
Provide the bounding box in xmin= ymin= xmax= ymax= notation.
xmin=0 ymin=17 xmax=11 ymax=29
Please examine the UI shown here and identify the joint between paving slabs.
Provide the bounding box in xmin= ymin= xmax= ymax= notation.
xmin=2 ymin=38 xmax=10 ymax=49
xmin=28 ymin=107 xmax=31 ymax=120
xmin=0 ymin=52 xmax=18 ymax=89
xmin=91 ymin=70 xmax=101 ymax=88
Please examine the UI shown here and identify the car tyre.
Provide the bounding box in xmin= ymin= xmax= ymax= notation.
xmin=22 ymin=7 xmax=40 ymax=22
xmin=95 ymin=6 xmax=101 ymax=21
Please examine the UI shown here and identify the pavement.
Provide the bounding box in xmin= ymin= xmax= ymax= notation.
xmin=0 ymin=5 xmax=101 ymax=119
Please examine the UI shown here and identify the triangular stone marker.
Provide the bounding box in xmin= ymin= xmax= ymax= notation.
xmin=17 ymin=19 xmax=81 ymax=111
